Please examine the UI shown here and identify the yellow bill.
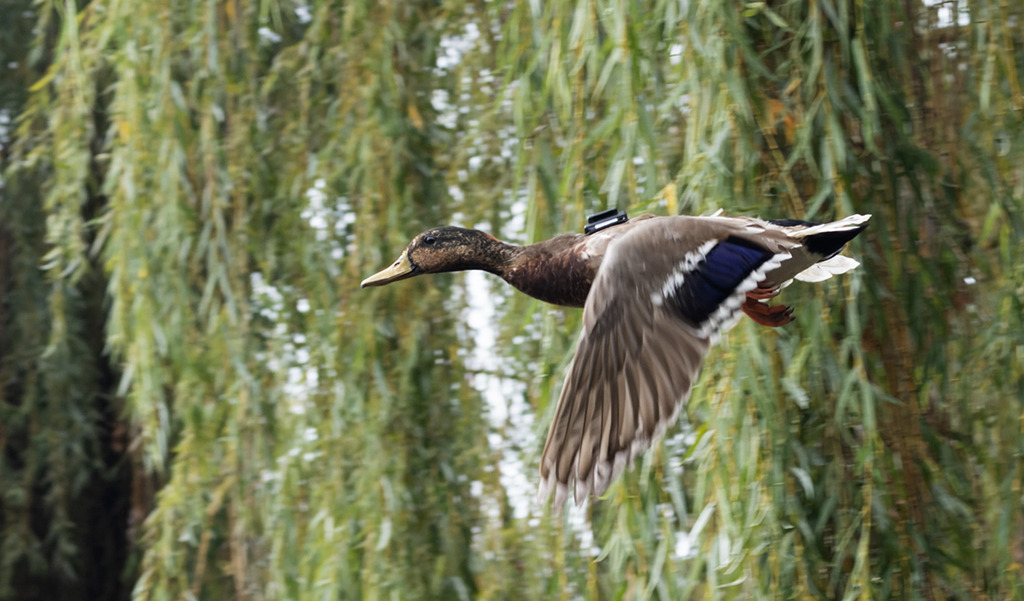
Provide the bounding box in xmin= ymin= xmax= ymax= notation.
xmin=361 ymin=250 xmax=415 ymax=287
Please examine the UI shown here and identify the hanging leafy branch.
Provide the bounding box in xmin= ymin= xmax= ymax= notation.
xmin=1 ymin=0 xmax=1022 ymax=600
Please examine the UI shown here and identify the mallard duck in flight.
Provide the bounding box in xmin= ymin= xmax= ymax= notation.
xmin=362 ymin=211 xmax=870 ymax=508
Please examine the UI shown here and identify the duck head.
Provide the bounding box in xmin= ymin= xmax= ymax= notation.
xmin=360 ymin=226 xmax=511 ymax=287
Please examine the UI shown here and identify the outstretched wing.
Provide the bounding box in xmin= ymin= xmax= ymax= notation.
xmin=537 ymin=216 xmax=795 ymax=507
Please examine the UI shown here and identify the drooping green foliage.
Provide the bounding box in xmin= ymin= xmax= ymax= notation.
xmin=1 ymin=0 xmax=1022 ymax=600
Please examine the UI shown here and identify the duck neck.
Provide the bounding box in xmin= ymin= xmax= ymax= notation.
xmin=497 ymin=235 xmax=591 ymax=308
xmin=451 ymin=230 xmax=589 ymax=307
xmin=464 ymin=235 xmax=524 ymax=278
xmin=477 ymin=239 xmax=524 ymax=280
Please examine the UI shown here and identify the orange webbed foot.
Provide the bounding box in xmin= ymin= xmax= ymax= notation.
xmin=742 ymin=296 xmax=794 ymax=327
xmin=746 ymin=285 xmax=782 ymax=301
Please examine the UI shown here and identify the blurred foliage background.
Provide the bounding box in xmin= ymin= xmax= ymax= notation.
xmin=1 ymin=0 xmax=1022 ymax=599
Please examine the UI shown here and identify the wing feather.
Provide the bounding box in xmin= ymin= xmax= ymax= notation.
xmin=538 ymin=216 xmax=807 ymax=507
xmin=538 ymin=226 xmax=715 ymax=506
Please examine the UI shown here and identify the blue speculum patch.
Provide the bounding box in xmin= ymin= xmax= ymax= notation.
xmin=668 ymin=237 xmax=772 ymax=326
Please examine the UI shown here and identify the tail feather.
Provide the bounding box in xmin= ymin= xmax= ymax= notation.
xmin=794 ymin=254 xmax=860 ymax=282
xmin=789 ymin=214 xmax=872 ymax=236
xmin=763 ymin=214 xmax=870 ymax=287
xmin=791 ymin=214 xmax=871 ymax=258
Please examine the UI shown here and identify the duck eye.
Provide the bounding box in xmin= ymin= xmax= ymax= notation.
xmin=423 ymin=235 xmax=437 ymax=245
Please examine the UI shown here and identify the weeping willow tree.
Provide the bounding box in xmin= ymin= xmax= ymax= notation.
xmin=1 ymin=0 xmax=1022 ymax=600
